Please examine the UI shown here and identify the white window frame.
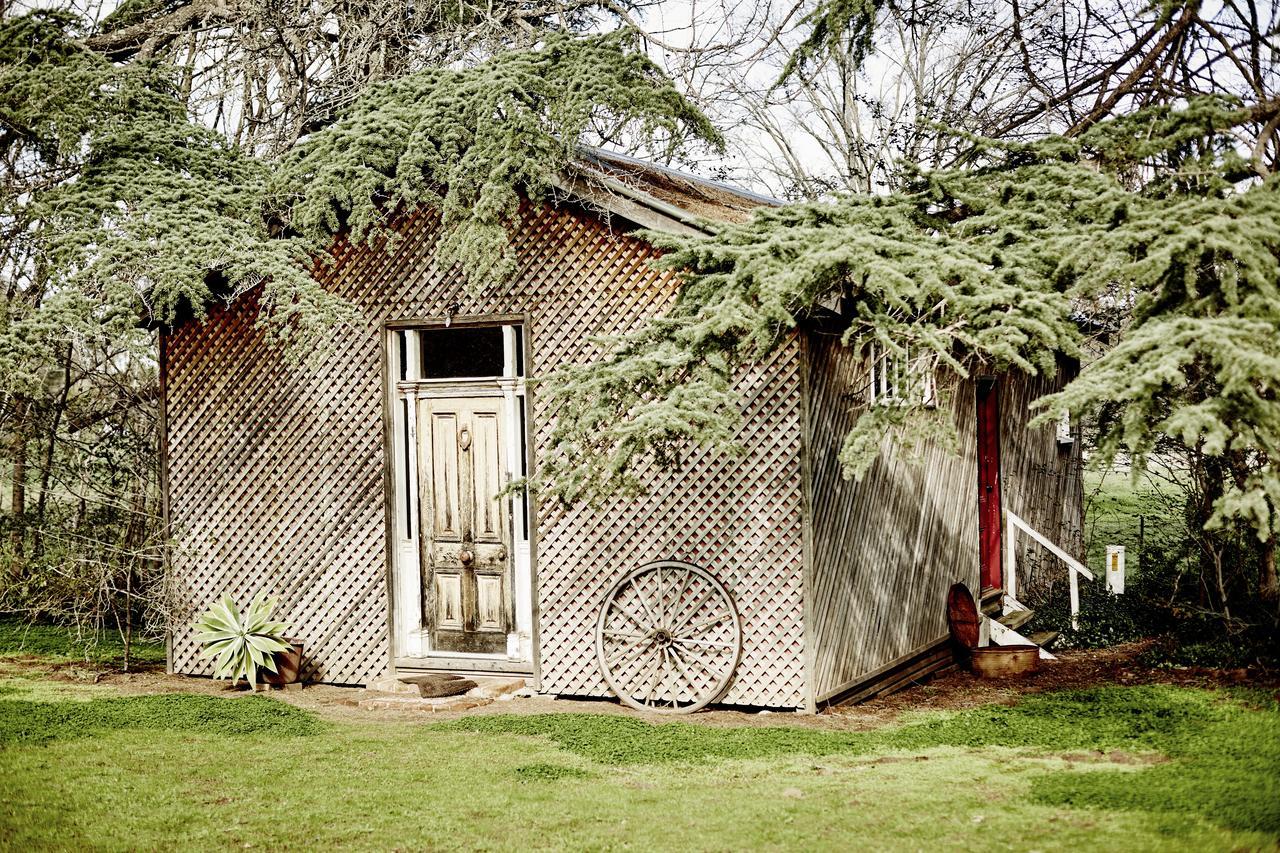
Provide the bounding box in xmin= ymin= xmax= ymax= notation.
xmin=868 ymin=343 xmax=938 ymax=408
xmin=1056 ymin=410 xmax=1074 ymax=445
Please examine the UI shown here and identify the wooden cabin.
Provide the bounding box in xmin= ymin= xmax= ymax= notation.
xmin=161 ymin=150 xmax=1083 ymax=712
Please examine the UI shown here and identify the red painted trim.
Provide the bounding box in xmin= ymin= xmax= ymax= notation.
xmin=976 ymin=379 xmax=1003 ymax=591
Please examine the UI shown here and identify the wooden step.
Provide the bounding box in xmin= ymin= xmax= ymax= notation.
xmin=980 ymin=587 xmax=1004 ymax=617
xmin=1028 ymin=630 xmax=1060 ymax=649
xmin=997 ymin=608 xmax=1035 ymax=632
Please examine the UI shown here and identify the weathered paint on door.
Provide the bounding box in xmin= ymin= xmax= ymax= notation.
xmin=976 ymin=379 xmax=1003 ymax=592
xmin=417 ymin=394 xmax=512 ymax=655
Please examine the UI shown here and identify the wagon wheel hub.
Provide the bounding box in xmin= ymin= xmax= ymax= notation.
xmin=595 ymin=560 xmax=743 ymax=714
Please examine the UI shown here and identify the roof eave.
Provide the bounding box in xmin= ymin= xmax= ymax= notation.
xmin=553 ymin=168 xmax=714 ymax=239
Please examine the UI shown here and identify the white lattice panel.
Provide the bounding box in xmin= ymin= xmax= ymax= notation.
xmin=165 ymin=202 xmax=806 ymax=706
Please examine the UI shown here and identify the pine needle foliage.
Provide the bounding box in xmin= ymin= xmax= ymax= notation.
xmin=2 ymin=15 xmax=718 ymax=375
xmin=270 ymin=31 xmax=723 ymax=289
xmin=0 ymin=12 xmax=352 ymax=374
xmin=780 ymin=0 xmax=883 ymax=84
xmin=538 ymin=97 xmax=1280 ymax=551
xmin=1036 ymin=104 xmax=1280 ymax=542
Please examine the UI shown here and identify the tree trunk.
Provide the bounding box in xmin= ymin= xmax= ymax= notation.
xmin=122 ymin=566 xmax=133 ymax=673
xmin=9 ymin=395 xmax=29 ymax=557
xmin=1261 ymin=499 xmax=1277 ymax=604
xmin=33 ymin=343 xmax=74 ymax=557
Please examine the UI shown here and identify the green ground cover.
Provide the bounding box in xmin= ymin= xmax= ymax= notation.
xmin=0 ymin=619 xmax=165 ymax=667
xmin=0 ymin=676 xmax=1276 ymax=850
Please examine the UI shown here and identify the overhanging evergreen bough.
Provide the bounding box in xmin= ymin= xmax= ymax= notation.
xmin=534 ymin=99 xmax=1280 ymax=563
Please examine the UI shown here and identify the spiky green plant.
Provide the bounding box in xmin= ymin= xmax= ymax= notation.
xmin=192 ymin=594 xmax=293 ymax=686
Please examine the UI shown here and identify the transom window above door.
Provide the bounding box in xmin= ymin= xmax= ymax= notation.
xmin=394 ymin=324 xmax=524 ymax=382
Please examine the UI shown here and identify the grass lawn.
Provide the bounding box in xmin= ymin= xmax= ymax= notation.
xmin=0 ymin=620 xmax=165 ymax=668
xmin=1 ymin=646 xmax=1277 ymax=852
xmin=1080 ymin=464 xmax=1197 ymax=575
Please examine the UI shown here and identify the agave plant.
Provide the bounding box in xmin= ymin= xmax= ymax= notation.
xmin=193 ymin=593 xmax=293 ymax=685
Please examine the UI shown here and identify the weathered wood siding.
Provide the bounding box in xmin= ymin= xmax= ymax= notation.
xmin=998 ymin=370 xmax=1086 ymax=596
xmin=804 ymin=335 xmax=1082 ymax=702
xmin=164 ymin=201 xmax=807 ymax=706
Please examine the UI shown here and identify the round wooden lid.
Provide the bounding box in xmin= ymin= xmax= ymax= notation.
xmin=947 ymin=582 xmax=980 ymax=649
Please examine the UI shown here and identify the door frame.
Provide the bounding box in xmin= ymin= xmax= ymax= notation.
xmin=381 ymin=315 xmax=538 ymax=676
xmin=976 ymin=376 xmax=1003 ymax=592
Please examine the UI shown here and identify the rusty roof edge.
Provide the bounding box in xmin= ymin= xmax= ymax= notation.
xmin=554 ymin=165 xmax=715 ymax=238
xmin=577 ymin=146 xmax=785 ymax=208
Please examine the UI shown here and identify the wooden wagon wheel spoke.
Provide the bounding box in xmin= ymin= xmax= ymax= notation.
xmin=682 ymin=611 xmax=732 ymax=636
xmin=667 ymin=588 xmax=715 ymax=635
xmin=668 ymin=569 xmax=692 ymax=622
xmin=595 ymin=560 xmax=742 ymax=714
xmin=671 ymin=640 xmax=728 ymax=676
xmin=631 ymin=577 xmax=662 ymax=630
xmin=655 ymin=565 xmax=667 ymax=630
xmin=666 ymin=646 xmax=701 ymax=697
xmin=601 ymin=629 xmax=650 ymax=640
xmin=672 ymin=637 xmax=736 ymax=650
xmin=665 ymin=649 xmax=689 ymax=709
xmin=605 ymin=636 xmax=652 ymax=668
xmin=643 ymin=650 xmax=664 ymax=707
xmin=659 ymin=649 xmax=676 ymax=708
xmin=611 ymin=600 xmax=650 ymax=633
xmin=671 ymin=643 xmax=722 ymax=680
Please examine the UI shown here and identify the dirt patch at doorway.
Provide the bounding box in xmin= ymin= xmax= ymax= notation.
xmin=4 ymin=640 xmax=1275 ymax=728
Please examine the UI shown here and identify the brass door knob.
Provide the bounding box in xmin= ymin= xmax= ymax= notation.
xmin=458 ymin=549 xmax=474 ymax=565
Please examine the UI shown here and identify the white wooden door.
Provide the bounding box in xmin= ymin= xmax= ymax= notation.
xmin=417 ymin=394 xmax=512 ymax=655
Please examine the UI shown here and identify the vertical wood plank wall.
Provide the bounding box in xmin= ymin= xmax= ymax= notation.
xmin=164 ymin=202 xmax=808 ymax=707
xmin=805 ymin=334 xmax=1083 ymax=702
xmin=997 ymin=368 xmax=1086 ymax=595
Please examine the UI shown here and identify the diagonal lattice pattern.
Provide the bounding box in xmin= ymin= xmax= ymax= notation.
xmin=166 ymin=201 xmax=806 ymax=706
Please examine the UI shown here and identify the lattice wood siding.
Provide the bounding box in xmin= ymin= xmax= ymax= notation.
xmin=165 ymin=202 xmax=807 ymax=706
xmin=804 ymin=335 xmax=1082 ymax=701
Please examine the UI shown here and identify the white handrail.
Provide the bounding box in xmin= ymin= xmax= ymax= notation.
xmin=1004 ymin=509 xmax=1095 ymax=630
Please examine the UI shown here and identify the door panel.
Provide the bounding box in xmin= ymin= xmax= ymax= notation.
xmin=429 ymin=414 xmax=461 ymax=539
xmin=471 ymin=412 xmax=503 ymax=542
xmin=418 ymin=394 xmax=512 ymax=656
xmin=475 ymin=574 xmax=505 ymax=631
xmin=435 ymin=574 xmax=463 ymax=631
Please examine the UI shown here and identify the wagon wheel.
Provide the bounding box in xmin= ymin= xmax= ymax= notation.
xmin=595 ymin=560 xmax=742 ymax=714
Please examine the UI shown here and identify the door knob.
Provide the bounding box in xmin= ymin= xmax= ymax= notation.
xmin=459 ymin=549 xmax=474 ymax=565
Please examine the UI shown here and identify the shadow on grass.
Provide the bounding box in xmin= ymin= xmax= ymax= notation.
xmin=512 ymin=762 xmax=596 ymax=782
xmin=443 ymin=686 xmax=1280 ymax=835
